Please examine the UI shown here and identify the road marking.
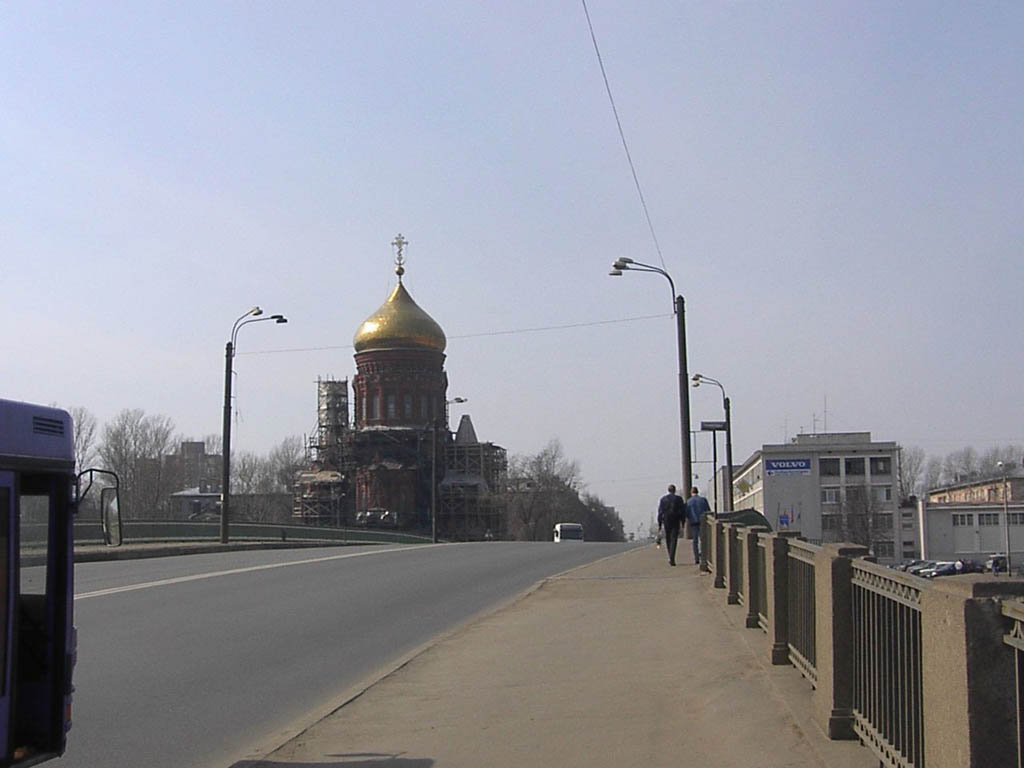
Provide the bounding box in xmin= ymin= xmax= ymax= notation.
xmin=75 ymin=545 xmax=440 ymax=600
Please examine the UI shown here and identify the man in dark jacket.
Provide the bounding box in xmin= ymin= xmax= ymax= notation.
xmin=685 ymin=486 xmax=711 ymax=565
xmin=657 ymin=484 xmax=686 ymax=566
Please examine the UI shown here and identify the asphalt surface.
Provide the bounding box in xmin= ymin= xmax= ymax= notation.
xmin=63 ymin=541 xmax=634 ymax=768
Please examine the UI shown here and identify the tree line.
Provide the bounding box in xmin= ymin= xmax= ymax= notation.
xmin=898 ymin=443 xmax=1023 ymax=502
xmin=68 ymin=405 xmax=303 ymax=521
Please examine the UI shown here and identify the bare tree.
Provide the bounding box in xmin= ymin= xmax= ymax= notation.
xmin=923 ymin=456 xmax=944 ymax=492
xmin=503 ymin=440 xmax=623 ymax=542
xmin=979 ymin=445 xmax=1024 ymax=477
xmin=269 ymin=435 xmax=305 ymax=492
xmin=98 ymin=409 xmax=177 ymax=519
xmin=897 ymin=445 xmax=925 ymax=502
xmin=67 ymin=405 xmax=98 ymax=470
xmin=506 ymin=440 xmax=583 ymax=541
xmin=231 ymin=450 xmax=291 ymax=522
xmin=942 ymin=446 xmax=980 ymax=485
xmin=203 ymin=433 xmax=223 ymax=457
xmin=834 ymin=484 xmax=892 ymax=555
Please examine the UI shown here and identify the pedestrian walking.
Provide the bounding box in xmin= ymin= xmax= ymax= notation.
xmin=657 ymin=484 xmax=686 ymax=566
xmin=685 ymin=487 xmax=711 ymax=565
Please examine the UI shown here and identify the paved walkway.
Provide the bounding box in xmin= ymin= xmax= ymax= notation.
xmin=236 ymin=546 xmax=876 ymax=768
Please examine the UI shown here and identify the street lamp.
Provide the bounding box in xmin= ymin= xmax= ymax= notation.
xmin=221 ymin=306 xmax=288 ymax=544
xmin=609 ymin=257 xmax=692 ymax=494
xmin=997 ymin=460 xmax=1012 ymax=575
xmin=692 ymin=374 xmax=734 ymax=512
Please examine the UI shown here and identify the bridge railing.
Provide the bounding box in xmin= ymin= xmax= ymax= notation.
xmin=787 ymin=538 xmax=819 ymax=685
xmin=701 ymin=516 xmax=1024 ymax=767
xmin=851 ymin=560 xmax=924 ymax=768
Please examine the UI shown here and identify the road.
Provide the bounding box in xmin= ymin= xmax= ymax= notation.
xmin=65 ymin=541 xmax=632 ymax=768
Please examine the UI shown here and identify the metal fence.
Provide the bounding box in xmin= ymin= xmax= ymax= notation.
xmin=1003 ymin=599 xmax=1024 ymax=768
xmin=73 ymin=520 xmax=433 ymax=546
xmin=787 ymin=539 xmax=818 ymax=685
xmin=851 ymin=560 xmax=925 ymax=768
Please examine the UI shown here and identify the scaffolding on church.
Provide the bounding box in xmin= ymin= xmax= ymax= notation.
xmin=439 ymin=440 xmax=508 ymax=540
xmin=293 ymin=378 xmax=351 ymax=525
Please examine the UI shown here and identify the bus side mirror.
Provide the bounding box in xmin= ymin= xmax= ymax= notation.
xmin=101 ymin=486 xmax=122 ymax=547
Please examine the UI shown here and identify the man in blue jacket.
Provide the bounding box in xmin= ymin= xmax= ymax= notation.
xmin=656 ymin=485 xmax=686 ymax=566
xmin=685 ymin=486 xmax=711 ymax=565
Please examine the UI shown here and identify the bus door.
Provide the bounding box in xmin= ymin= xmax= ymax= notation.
xmin=3 ymin=469 xmax=73 ymax=767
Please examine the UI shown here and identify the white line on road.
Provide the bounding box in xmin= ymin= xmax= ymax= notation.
xmin=75 ymin=545 xmax=442 ymax=600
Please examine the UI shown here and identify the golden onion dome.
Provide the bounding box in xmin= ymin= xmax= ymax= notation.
xmin=353 ymin=281 xmax=447 ymax=353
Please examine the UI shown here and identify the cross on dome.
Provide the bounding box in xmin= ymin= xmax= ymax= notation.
xmin=392 ymin=233 xmax=408 ymax=280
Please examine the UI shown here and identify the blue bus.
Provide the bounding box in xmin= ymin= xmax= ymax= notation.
xmin=0 ymin=399 xmax=119 ymax=766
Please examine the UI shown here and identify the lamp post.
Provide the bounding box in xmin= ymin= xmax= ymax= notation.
xmin=998 ymin=460 xmax=1012 ymax=575
xmin=221 ymin=306 xmax=288 ymax=544
xmin=609 ymin=258 xmax=692 ymax=494
xmin=692 ymin=374 xmax=733 ymax=512
xmin=698 ymin=423 xmax=724 ymax=514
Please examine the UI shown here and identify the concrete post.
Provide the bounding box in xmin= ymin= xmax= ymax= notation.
xmin=764 ymin=531 xmax=802 ymax=665
xmin=742 ymin=526 xmax=770 ymax=628
xmin=725 ymin=523 xmax=741 ymax=605
xmin=921 ymin=577 xmax=1024 ymax=767
xmin=813 ymin=543 xmax=869 ymax=740
xmin=699 ymin=513 xmax=711 ymax=573
xmin=712 ymin=517 xmax=726 ymax=589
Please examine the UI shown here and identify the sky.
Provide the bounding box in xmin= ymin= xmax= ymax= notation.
xmin=3 ymin=1 xmax=1023 ymax=538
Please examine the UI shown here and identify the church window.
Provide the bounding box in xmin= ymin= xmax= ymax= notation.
xmin=404 ymin=394 xmax=413 ymax=419
xmin=421 ymin=395 xmax=428 ymax=418
xmin=387 ymin=395 xmax=396 ymax=419
xmin=371 ymin=395 xmax=380 ymax=420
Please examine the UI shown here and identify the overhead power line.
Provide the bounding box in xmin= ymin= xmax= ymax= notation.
xmin=238 ymin=312 xmax=670 ymax=356
xmin=581 ymin=0 xmax=666 ymax=272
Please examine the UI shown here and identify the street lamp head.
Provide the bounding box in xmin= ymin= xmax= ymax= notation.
xmin=272 ymin=315 xmax=288 ymax=323
xmin=608 ymin=268 xmax=623 ymax=276
xmin=612 ymin=259 xmax=631 ymax=270
xmin=617 ymin=257 xmax=634 ymax=264
xmin=251 ymin=306 xmax=263 ymax=317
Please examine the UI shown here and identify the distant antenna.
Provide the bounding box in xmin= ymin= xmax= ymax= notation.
xmin=824 ymin=395 xmax=829 ymax=432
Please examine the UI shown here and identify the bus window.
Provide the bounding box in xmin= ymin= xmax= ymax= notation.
xmin=19 ymin=491 xmax=50 ymax=596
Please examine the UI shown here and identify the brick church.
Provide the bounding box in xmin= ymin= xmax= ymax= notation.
xmin=293 ymin=235 xmax=507 ymax=540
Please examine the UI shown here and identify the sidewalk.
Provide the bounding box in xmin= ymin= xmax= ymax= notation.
xmin=237 ymin=546 xmax=876 ymax=768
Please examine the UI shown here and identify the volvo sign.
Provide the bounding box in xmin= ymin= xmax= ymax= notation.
xmin=765 ymin=458 xmax=811 ymax=476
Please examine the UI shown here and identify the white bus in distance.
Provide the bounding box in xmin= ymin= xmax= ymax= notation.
xmin=553 ymin=522 xmax=584 ymax=542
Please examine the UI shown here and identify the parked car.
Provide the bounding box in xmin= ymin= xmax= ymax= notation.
xmin=895 ymin=559 xmax=925 ymax=572
xmin=906 ymin=560 xmax=936 ymax=576
xmin=925 ymin=561 xmax=959 ymax=578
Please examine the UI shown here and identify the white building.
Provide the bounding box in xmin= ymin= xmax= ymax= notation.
xmin=918 ymin=499 xmax=1024 ymax=566
xmin=732 ymin=432 xmax=904 ymax=562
